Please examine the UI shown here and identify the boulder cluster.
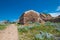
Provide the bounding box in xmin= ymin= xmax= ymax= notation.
xmin=18 ymin=10 xmax=60 ymax=24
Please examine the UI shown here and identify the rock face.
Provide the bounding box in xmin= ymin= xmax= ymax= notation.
xmin=50 ymin=15 xmax=60 ymax=22
xmin=19 ymin=10 xmax=52 ymax=24
xmin=40 ymin=13 xmax=52 ymax=22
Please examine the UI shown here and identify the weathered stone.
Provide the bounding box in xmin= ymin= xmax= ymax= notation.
xmin=19 ymin=10 xmax=52 ymax=24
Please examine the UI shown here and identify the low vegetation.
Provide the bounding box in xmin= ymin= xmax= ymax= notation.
xmin=0 ymin=24 xmax=7 ymax=30
xmin=0 ymin=23 xmax=10 ymax=30
xmin=0 ymin=21 xmax=60 ymax=40
xmin=18 ymin=22 xmax=60 ymax=40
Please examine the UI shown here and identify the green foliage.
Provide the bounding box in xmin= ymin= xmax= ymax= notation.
xmin=18 ymin=22 xmax=60 ymax=40
xmin=18 ymin=26 xmax=29 ymax=32
xmin=0 ymin=24 xmax=7 ymax=30
xmin=34 ymin=32 xmax=54 ymax=40
xmin=45 ymin=21 xmax=52 ymax=26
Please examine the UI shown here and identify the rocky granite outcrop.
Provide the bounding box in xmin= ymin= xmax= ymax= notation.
xmin=19 ymin=10 xmax=52 ymax=24
xmin=19 ymin=10 xmax=60 ymax=24
xmin=40 ymin=13 xmax=52 ymax=22
xmin=50 ymin=15 xmax=60 ymax=22
xmin=19 ymin=10 xmax=44 ymax=24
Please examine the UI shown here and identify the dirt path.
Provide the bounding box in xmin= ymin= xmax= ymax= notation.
xmin=0 ymin=24 xmax=19 ymax=40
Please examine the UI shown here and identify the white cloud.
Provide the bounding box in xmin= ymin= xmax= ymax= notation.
xmin=56 ymin=6 xmax=60 ymax=11
xmin=49 ymin=6 xmax=60 ymax=17
xmin=49 ymin=12 xmax=60 ymax=17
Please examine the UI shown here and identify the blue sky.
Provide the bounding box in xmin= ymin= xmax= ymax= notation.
xmin=0 ymin=0 xmax=60 ymax=21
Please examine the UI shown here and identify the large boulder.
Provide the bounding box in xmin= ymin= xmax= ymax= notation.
xmin=19 ymin=10 xmax=45 ymax=24
xmin=40 ymin=13 xmax=52 ymax=22
xmin=19 ymin=10 xmax=52 ymax=24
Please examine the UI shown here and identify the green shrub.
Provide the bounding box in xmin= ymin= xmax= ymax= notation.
xmin=18 ymin=23 xmax=60 ymax=40
xmin=45 ymin=21 xmax=52 ymax=26
xmin=18 ymin=26 xmax=30 ymax=32
xmin=0 ymin=24 xmax=6 ymax=30
xmin=34 ymin=31 xmax=54 ymax=40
